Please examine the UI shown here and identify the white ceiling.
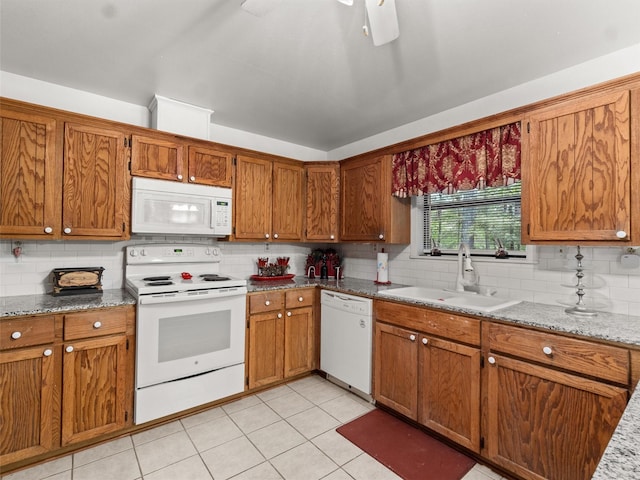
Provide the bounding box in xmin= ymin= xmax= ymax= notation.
xmin=2 ymin=0 xmax=640 ymax=151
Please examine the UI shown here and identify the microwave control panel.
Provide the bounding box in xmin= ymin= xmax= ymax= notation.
xmin=213 ymin=198 xmax=232 ymax=233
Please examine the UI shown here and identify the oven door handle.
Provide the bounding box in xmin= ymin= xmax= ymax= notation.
xmin=138 ymin=288 xmax=247 ymax=305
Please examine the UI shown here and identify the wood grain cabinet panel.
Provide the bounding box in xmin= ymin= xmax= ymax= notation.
xmin=130 ymin=134 xmax=184 ymax=182
xmin=247 ymin=310 xmax=285 ymax=389
xmin=305 ymin=163 xmax=339 ymax=242
xmin=523 ymin=89 xmax=635 ymax=243
xmin=187 ymin=145 xmax=233 ymax=187
xmin=0 ymin=107 xmax=60 ymax=238
xmin=272 ymin=161 xmax=304 ymax=241
xmin=485 ymin=354 xmax=627 ymax=480
xmin=234 ymin=155 xmax=273 ymax=240
xmin=0 ymin=344 xmax=57 ymax=465
xmin=63 ymin=123 xmax=127 ymax=238
xmin=283 ymin=306 xmax=314 ymax=378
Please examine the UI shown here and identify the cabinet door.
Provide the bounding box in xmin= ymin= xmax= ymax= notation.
xmin=485 ymin=354 xmax=627 ymax=480
xmin=340 ymin=156 xmax=384 ymax=241
xmin=63 ymin=123 xmax=127 ymax=238
xmin=373 ymin=322 xmax=418 ymax=420
xmin=187 ymin=145 xmax=233 ymax=187
xmin=524 ymin=90 xmax=631 ymax=242
xmin=234 ymin=155 xmax=273 ymax=240
xmin=61 ymin=335 xmax=127 ymax=446
xmin=305 ymin=163 xmax=339 ymax=242
xmin=131 ymin=134 xmax=184 ymax=182
xmin=418 ymin=336 xmax=481 ymax=452
xmin=284 ymin=306 xmax=314 ymax=378
xmin=0 ymin=109 xmax=60 ymax=238
xmin=272 ymin=161 xmax=304 ymax=241
xmin=247 ymin=311 xmax=284 ymax=389
xmin=0 ymin=345 xmax=57 ymax=464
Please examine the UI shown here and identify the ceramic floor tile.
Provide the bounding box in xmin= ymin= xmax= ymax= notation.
xmin=270 ymin=441 xmax=338 ymax=480
xmin=228 ymin=402 xmax=281 ymax=434
xmin=286 ymin=406 xmax=341 ymax=439
xmin=221 ymin=394 xmax=262 ymax=415
xmin=180 ymin=405 xmax=226 ymax=430
xmin=318 ymin=394 xmax=372 ymax=424
xmin=73 ymin=436 xmax=133 ymax=467
xmin=342 ymin=453 xmax=403 ymax=480
xmin=1 ymin=456 xmax=72 ymax=480
xmin=143 ymin=455 xmax=213 ymax=480
xmin=200 ymin=436 xmax=265 ymax=480
xmin=73 ymin=449 xmax=140 ymax=480
xmin=295 ymin=380 xmax=349 ymax=405
xmin=320 ymin=470 xmax=354 ymax=480
xmin=39 ymin=472 xmax=71 ymax=480
xmin=247 ymin=420 xmax=306 ymax=459
xmin=135 ymin=430 xmax=198 ymax=475
xmin=469 ymin=464 xmax=503 ymax=479
xmin=186 ymin=414 xmax=243 ymax=452
xmin=286 ymin=375 xmax=328 ymax=393
xmin=131 ymin=420 xmax=184 ymax=446
xmin=229 ymin=461 xmax=284 ymax=480
xmin=265 ymin=390 xmax=314 ymax=418
xmin=256 ymin=384 xmax=295 ymax=402
xmin=461 ymin=465 xmax=499 ymax=480
xmin=312 ymin=429 xmax=363 ymax=466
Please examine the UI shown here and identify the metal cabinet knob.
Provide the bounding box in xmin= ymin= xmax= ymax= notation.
xmin=542 ymin=346 xmax=553 ymax=356
xmin=378 ymin=233 xmax=384 ymax=240
xmin=616 ymin=230 xmax=627 ymax=239
xmin=190 ymin=176 xmax=196 ymax=182
xmin=265 ymin=233 xmax=270 ymax=239
xmin=277 ymin=313 xmax=283 ymax=319
xmin=43 ymin=349 xmax=53 ymax=357
xmin=11 ymin=331 xmax=22 ymax=340
xmin=63 ymin=227 xmax=72 ymax=234
xmin=409 ymin=334 xmax=416 ymax=341
xmin=330 ymin=234 xmax=335 ymax=240
xmin=177 ymin=174 xmax=183 ymax=180
xmin=273 ymin=233 xmax=279 ymax=239
xmin=93 ymin=321 xmax=102 ymax=329
xmin=287 ymin=311 xmax=292 ymax=317
xmin=44 ymin=226 xmax=53 ymax=234
xmin=265 ymin=300 xmax=271 ymax=306
xmin=298 ymin=296 xmax=304 ymax=302
xmin=422 ymin=337 xmax=428 ymax=345
xmin=65 ymin=346 xmax=74 ymax=353
xmin=488 ymin=356 xmax=496 ymax=365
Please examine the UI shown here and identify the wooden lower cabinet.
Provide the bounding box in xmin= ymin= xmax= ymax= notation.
xmin=0 ymin=344 xmax=57 ymax=465
xmin=374 ymin=300 xmax=482 ymax=452
xmin=484 ymin=354 xmax=627 ymax=480
xmin=247 ymin=289 xmax=315 ymax=389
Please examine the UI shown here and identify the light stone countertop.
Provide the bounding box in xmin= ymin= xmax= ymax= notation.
xmin=2 ymin=279 xmax=639 ymax=478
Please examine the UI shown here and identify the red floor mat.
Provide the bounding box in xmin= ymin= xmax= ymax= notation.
xmin=337 ymin=409 xmax=476 ymax=480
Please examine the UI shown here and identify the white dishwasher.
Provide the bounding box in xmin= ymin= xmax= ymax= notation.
xmin=320 ymin=290 xmax=373 ymax=398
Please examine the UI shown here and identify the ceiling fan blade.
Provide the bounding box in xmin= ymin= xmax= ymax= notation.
xmin=241 ymin=0 xmax=282 ymax=17
xmin=365 ymin=0 xmax=399 ymax=46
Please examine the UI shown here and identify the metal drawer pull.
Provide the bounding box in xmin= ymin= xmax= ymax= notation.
xmin=542 ymin=346 xmax=553 ymax=356
xmin=65 ymin=346 xmax=74 ymax=353
xmin=43 ymin=349 xmax=53 ymax=357
xmin=409 ymin=334 xmax=416 ymax=341
xmin=488 ymin=356 xmax=496 ymax=365
xmin=11 ymin=331 xmax=22 ymax=340
xmin=422 ymin=338 xmax=428 ymax=345
xmin=93 ymin=321 xmax=102 ymax=329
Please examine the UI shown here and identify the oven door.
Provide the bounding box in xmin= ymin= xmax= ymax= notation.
xmin=135 ymin=289 xmax=246 ymax=388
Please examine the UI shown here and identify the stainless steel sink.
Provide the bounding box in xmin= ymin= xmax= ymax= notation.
xmin=377 ymin=286 xmax=521 ymax=313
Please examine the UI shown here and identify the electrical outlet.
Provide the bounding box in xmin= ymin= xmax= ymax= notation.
xmin=372 ymin=243 xmax=378 ymax=253
xmin=264 ymin=242 xmax=270 ymax=252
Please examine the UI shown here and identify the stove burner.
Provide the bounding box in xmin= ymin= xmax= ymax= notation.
xmin=143 ymin=276 xmax=171 ymax=282
xmin=200 ymin=274 xmax=231 ymax=282
xmin=145 ymin=280 xmax=174 ymax=286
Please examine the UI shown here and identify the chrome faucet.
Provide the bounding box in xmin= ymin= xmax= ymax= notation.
xmin=455 ymin=243 xmax=479 ymax=293
xmin=307 ymin=265 xmax=316 ymax=279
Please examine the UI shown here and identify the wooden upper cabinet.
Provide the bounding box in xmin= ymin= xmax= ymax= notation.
xmin=234 ymin=155 xmax=303 ymax=241
xmin=522 ymin=88 xmax=636 ymax=244
xmin=130 ymin=134 xmax=184 ymax=182
xmin=340 ymin=155 xmax=410 ymax=243
xmin=234 ymin=155 xmax=272 ymax=240
xmin=0 ymin=107 xmax=61 ymax=238
xmin=187 ymin=145 xmax=233 ymax=187
xmin=63 ymin=123 xmax=127 ymax=239
xmin=272 ymin=161 xmax=304 ymax=241
xmin=305 ymin=162 xmax=339 ymax=242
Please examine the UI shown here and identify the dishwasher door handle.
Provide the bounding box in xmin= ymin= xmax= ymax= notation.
xmin=323 ymin=292 xmax=367 ymax=304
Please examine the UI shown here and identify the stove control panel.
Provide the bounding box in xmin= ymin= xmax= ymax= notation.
xmin=126 ymin=244 xmax=222 ymax=265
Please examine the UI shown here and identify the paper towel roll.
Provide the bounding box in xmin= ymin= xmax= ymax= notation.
xmin=377 ymin=252 xmax=389 ymax=283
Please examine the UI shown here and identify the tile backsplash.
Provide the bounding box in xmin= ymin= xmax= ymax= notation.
xmin=2 ymin=238 xmax=640 ymax=316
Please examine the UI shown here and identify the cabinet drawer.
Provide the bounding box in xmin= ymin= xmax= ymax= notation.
xmin=285 ymin=289 xmax=314 ymax=309
xmin=64 ymin=310 xmax=126 ymax=341
xmin=487 ymin=322 xmax=629 ymax=384
xmin=375 ymin=300 xmax=480 ymax=346
xmin=249 ymin=291 xmax=285 ymax=314
xmin=0 ymin=315 xmax=55 ymax=350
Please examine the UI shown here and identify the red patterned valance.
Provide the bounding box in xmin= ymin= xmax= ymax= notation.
xmin=392 ymin=122 xmax=521 ymax=197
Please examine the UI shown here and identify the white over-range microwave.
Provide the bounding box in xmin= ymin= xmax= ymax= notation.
xmin=131 ymin=177 xmax=232 ymax=236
